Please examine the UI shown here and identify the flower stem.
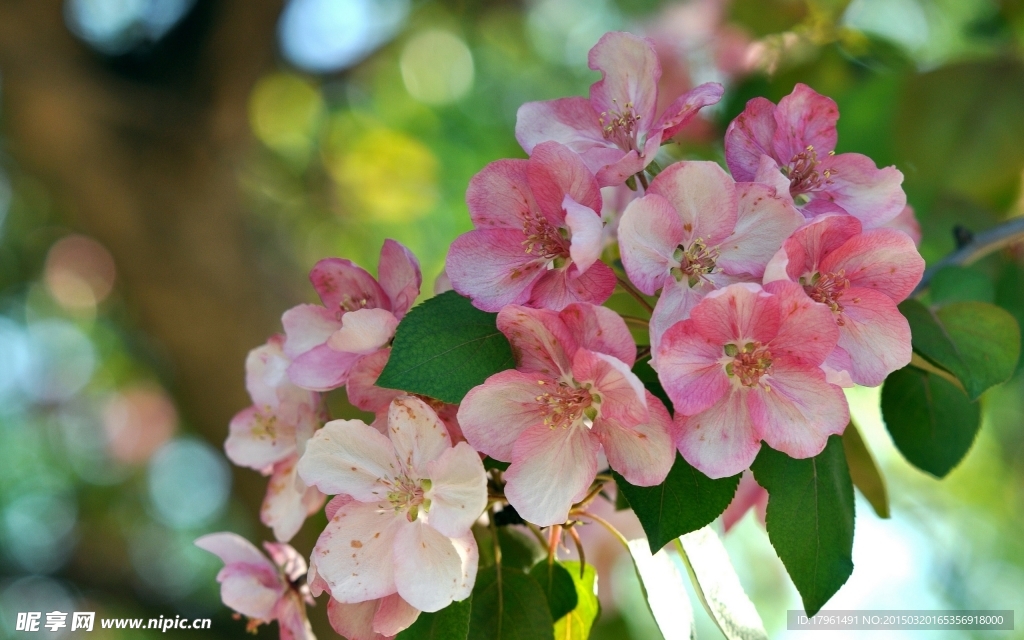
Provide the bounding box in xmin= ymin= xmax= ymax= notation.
xmin=621 ymin=315 xmax=650 ymax=329
xmin=616 ymin=275 xmax=655 ymax=314
xmin=913 ymin=216 xmax=1024 ymax=296
xmin=573 ymin=510 xmax=631 ymax=552
xmin=637 ymin=171 xmax=650 ymax=191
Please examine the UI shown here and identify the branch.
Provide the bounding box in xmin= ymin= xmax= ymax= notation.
xmin=913 ymin=216 xmax=1024 ymax=296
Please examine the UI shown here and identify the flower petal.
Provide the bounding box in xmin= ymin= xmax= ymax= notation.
xmin=648 ymin=277 xmax=721 ymax=359
xmin=458 ymin=369 xmax=550 ymax=461
xmin=388 ymin=396 xmax=452 ymax=478
xmin=446 ymin=229 xmax=545 ymax=312
xmin=282 ymin=304 xmax=341 ymax=359
xmin=528 ymin=141 xmax=603 ymax=226
xmin=835 ymin=287 xmax=913 ymax=386
xmin=588 ymin=31 xmax=661 ymax=128
xmin=424 ymin=442 xmax=488 ymax=537
xmin=648 ymin=161 xmax=738 ymax=245
xmin=657 ymin=318 xmax=731 ymax=416
xmin=572 ymin=349 xmax=648 ymax=427
xmin=820 ymin=228 xmax=924 ymax=303
xmin=217 ymin=564 xmax=283 ymax=620
xmin=770 ymin=83 xmax=839 ymax=163
xmin=378 ymin=240 xmax=422 ymax=319
xmin=287 ymin=344 xmax=362 ymax=392
xmin=564 ymin=195 xmax=604 ymax=274
xmin=815 ymin=153 xmax=906 ymax=228
xmin=261 ymin=456 xmax=326 ymax=543
xmin=761 ymin=213 xmax=861 ymax=284
xmin=466 ymin=158 xmax=537 ymax=228
xmin=717 ymin=182 xmax=803 ymax=277
xmin=690 ymin=283 xmax=780 ymax=346
xmin=559 ymin=302 xmax=637 ymax=366
xmin=675 ymin=387 xmax=762 ymax=479
xmin=763 ymin=280 xmax=839 ymax=365
xmin=527 ymin=260 xmax=616 ymax=311
xmin=327 ymin=597 xmax=381 ymax=640
xmin=618 ymin=193 xmax=686 ymax=295
xmin=515 ymin=96 xmax=608 ymax=160
xmin=504 ymin=422 xmax=600 ymax=526
xmin=373 ymin=593 xmax=421 ymax=636
xmin=275 ymin=591 xmax=316 ymax=640
xmin=195 ymin=532 xmax=274 ymax=570
xmin=327 ymin=308 xmax=399 ymax=354
xmin=346 ymin=348 xmax=401 ymax=417
xmin=298 ymin=418 xmax=399 ymax=501
xmin=449 ymin=531 xmax=479 ymax=601
xmin=654 ymin=82 xmax=725 ymax=140
xmin=313 ymin=501 xmax=402 ymax=603
xmin=595 ymin=391 xmax=674 ymax=486
xmin=724 ymin=96 xmax=777 ymax=181
xmin=225 ymin=406 xmax=296 ymax=471
xmin=497 ymin=305 xmax=575 ymax=376
xmin=310 ymin=257 xmax=389 ymax=314
xmin=393 ymin=520 xmax=467 ymax=612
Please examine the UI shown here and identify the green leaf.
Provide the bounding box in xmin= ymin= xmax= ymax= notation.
xmin=528 ymin=561 xmax=578 ymax=622
xmin=929 ymin=266 xmax=995 ymax=304
xmin=676 ymin=528 xmax=768 ymax=640
xmin=996 ymin=261 xmax=1024 ymax=374
xmin=553 ymin=562 xmax=600 ymax=640
xmin=631 ymin=357 xmax=671 ymax=411
xmin=473 ymin=523 xmax=545 ymax=572
xmin=751 ymin=436 xmax=855 ymax=617
xmin=396 ymin=597 xmax=472 ymax=640
xmin=468 ymin=566 xmax=554 ymax=640
xmin=625 ymin=538 xmax=696 ymax=639
xmin=881 ymin=365 xmax=982 ymax=477
xmin=484 ymin=457 xmax=511 ymax=472
xmin=377 ymin=291 xmax=515 ymax=404
xmin=900 ymin=299 xmax=1021 ymax=400
xmin=841 ymin=421 xmax=889 ymax=518
xmin=615 ymin=453 xmax=740 ymax=553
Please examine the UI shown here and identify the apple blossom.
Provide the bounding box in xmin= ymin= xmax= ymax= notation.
xmin=725 ymin=83 xmax=906 ymax=227
xmin=458 ymin=303 xmax=675 ymax=526
xmin=618 ymin=160 xmax=803 ymax=357
xmin=297 ymin=396 xmax=486 ymax=613
xmin=225 ymin=336 xmax=325 ymax=542
xmin=446 ymin=141 xmax=616 ymax=312
xmin=283 ymin=240 xmax=421 ymax=391
xmin=763 ymin=213 xmax=925 ymax=386
xmin=195 ymin=533 xmax=315 ymax=640
xmin=516 ymin=31 xmax=724 ymax=187
xmin=657 ymin=282 xmax=849 ymax=478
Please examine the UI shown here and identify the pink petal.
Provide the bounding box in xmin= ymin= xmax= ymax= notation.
xmin=282 ymin=304 xmax=341 ymax=359
xmin=195 ymin=532 xmax=275 ymax=571
xmin=244 ymin=337 xmax=295 ymax=409
xmin=763 ymin=280 xmax=839 ymax=365
xmin=559 ymin=303 xmax=637 ymax=366
xmin=564 ymin=195 xmax=604 ymax=274
xmin=675 ymin=387 xmax=762 ymax=479
xmin=313 ymin=501 xmax=402 ymax=602
xmin=373 ymin=593 xmax=420 ymax=636
xmin=654 ymin=82 xmax=726 ymax=140
xmin=722 ymin=470 xmax=767 ymax=532
xmin=387 ymin=396 xmax=452 ymax=477
xmin=724 ymin=96 xmax=777 ymax=181
xmin=595 ymin=391 xmax=674 ymax=486
xmin=752 ymin=154 xmax=795 ymax=206
xmin=466 ymin=159 xmax=537 ymax=228
xmin=346 ymin=348 xmax=401 ymax=415
xmin=770 ymin=83 xmax=839 ymax=164
xmin=378 ymin=240 xmax=422 ymax=319
xmin=648 ymin=276 xmax=722 ymax=360
xmin=263 ymin=541 xmax=309 ymax=582
xmin=594 ymin=149 xmax=649 ymax=188
xmin=325 ymin=494 xmax=354 ymax=521
xmin=393 ymin=520 xmax=469 ymax=612
xmin=690 ymin=283 xmax=780 ymax=346
xmin=883 ymin=205 xmax=922 ymax=246
xmin=497 ymin=305 xmax=575 ymax=376
xmin=327 ymin=308 xmax=398 ymax=354
xmin=572 ymin=349 xmax=648 ymax=427
xmin=823 ymin=346 xmax=856 ymax=388
xmin=261 ymin=456 xmax=326 ymax=543
xmin=749 ymin=357 xmax=848 ymax=458
xmin=310 ymin=258 xmax=389 ymax=314
xmin=835 ymin=287 xmax=913 ymax=386
xmin=287 ymin=344 xmax=362 ymax=392
xmin=820 ymin=228 xmax=925 ymax=303
xmin=275 ymin=592 xmax=316 ymax=640
xmin=217 ymin=564 xmax=283 ymax=620
xmin=504 ymin=422 xmax=600 ymax=526
xmin=327 ymin=598 xmax=381 ymax=640
xmin=446 ymin=228 xmax=546 ymax=312
xmin=656 ymin=318 xmax=731 ymax=416
xmin=297 ymin=418 xmax=399 ymax=501
xmin=527 ymin=141 xmax=603 ymax=226
xmin=648 ymin=161 xmax=738 ymax=245
xmin=526 ymin=260 xmax=616 ymax=311
xmin=225 ymin=406 xmax=296 ymax=471
xmin=618 ymin=193 xmax=686 ymax=295
xmin=588 ymin=31 xmax=661 ymax=128
xmin=717 ymin=182 xmax=803 ymax=277
xmin=762 ymin=213 xmax=861 ymax=284
xmin=816 ymin=153 xmax=906 ymax=228
xmin=458 ymin=370 xmax=551 ymax=461
xmin=424 ymin=442 xmax=488 ymax=538
xmin=515 ymin=96 xmax=608 ymax=160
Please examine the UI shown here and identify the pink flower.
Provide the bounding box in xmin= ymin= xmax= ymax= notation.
xmin=657 ymin=282 xmax=849 ymax=478
xmin=763 ymin=213 xmax=925 ymax=387
xmin=724 ymin=83 xmax=906 ymax=228
xmin=617 ymin=160 xmax=803 ymax=357
xmin=297 ymin=396 xmax=486 ymax=613
xmin=516 ymin=31 xmax=724 ymax=187
xmin=195 ymin=533 xmax=315 ymax=640
xmin=458 ymin=303 xmax=675 ymax=526
xmin=884 ymin=205 xmax=922 ymax=246
xmin=225 ymin=336 xmax=325 ymax=542
xmin=445 ymin=141 xmax=616 ymax=312
xmin=282 ymin=240 xmax=421 ymax=391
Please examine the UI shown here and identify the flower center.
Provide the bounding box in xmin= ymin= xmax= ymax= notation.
xmin=599 ymin=100 xmax=642 ymax=152
xmin=521 ymin=214 xmax=568 ymax=267
xmin=671 ymin=238 xmax=720 ymax=287
xmin=802 ymin=270 xmax=850 ymax=322
xmin=535 ymin=379 xmax=599 ymax=429
xmin=382 ymin=475 xmax=431 ymax=521
xmin=783 ymin=145 xmax=836 ymax=203
xmin=339 ymin=294 xmax=371 ymax=313
xmin=724 ymin=342 xmax=773 ymax=388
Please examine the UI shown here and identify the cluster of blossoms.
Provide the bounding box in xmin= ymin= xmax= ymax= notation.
xmin=199 ymin=31 xmax=923 ymax=638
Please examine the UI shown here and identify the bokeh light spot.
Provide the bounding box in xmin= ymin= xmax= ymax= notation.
xmin=64 ymin=0 xmax=196 ymax=55
xmin=1 ymin=486 xmax=78 ymax=574
xmin=147 ymin=438 xmax=230 ymax=530
xmin=103 ymin=385 xmax=177 ymax=465
xmin=400 ymin=30 xmax=475 ymax=105
xmin=249 ymin=73 xmax=325 ymax=161
xmin=278 ymin=0 xmax=410 ymax=73
xmin=44 ymin=235 xmax=117 ymax=311
xmin=24 ymin=320 xmax=96 ymax=403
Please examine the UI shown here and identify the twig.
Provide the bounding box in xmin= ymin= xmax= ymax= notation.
xmin=913 ymin=216 xmax=1024 ymax=296
xmin=616 ymin=275 xmax=655 ymax=314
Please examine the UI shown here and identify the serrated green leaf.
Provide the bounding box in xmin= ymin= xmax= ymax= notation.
xmin=929 ymin=266 xmax=995 ymax=304
xmin=841 ymin=421 xmax=889 ymax=518
xmin=899 ymin=299 xmax=1020 ymax=400
xmin=881 ymin=365 xmax=982 ymax=477
xmin=377 ymin=291 xmax=515 ymax=404
xmin=553 ymin=562 xmax=600 ymax=640
xmin=751 ymin=436 xmax=855 ymax=616
xmin=473 ymin=524 xmax=545 ymax=572
xmin=529 ymin=561 xmax=578 ymax=622
xmin=625 ymin=538 xmax=696 ymax=639
xmin=676 ymin=527 xmax=768 ymax=640
xmin=615 ymin=453 xmax=740 ymax=553
xmin=468 ymin=566 xmax=554 ymax=640
xmin=396 ymin=597 xmax=472 ymax=640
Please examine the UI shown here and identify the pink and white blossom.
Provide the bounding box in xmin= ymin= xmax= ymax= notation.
xmin=297 ymin=396 xmax=486 ymax=613
xmin=763 ymin=213 xmax=925 ymax=386
xmin=282 ymin=240 xmax=421 ymax=391
xmin=618 ymin=160 xmax=803 ymax=357
xmin=516 ymin=31 xmax=724 ymax=187
xmin=225 ymin=336 xmax=325 ymax=542
xmin=725 ymin=83 xmax=906 ymax=227
xmin=195 ymin=533 xmax=315 ymax=640
xmin=658 ymin=282 xmax=849 ymax=478
xmin=446 ymin=142 xmax=616 ymax=312
xmin=458 ymin=303 xmax=675 ymax=526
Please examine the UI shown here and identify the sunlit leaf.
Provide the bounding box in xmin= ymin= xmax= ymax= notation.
xmin=626 ymin=539 xmax=696 ymax=640
xmin=841 ymin=421 xmax=889 ymax=518
xmin=468 ymin=566 xmax=554 ymax=640
xmin=396 ymin=597 xmax=472 ymax=640
xmin=553 ymin=561 xmax=600 ymax=640
xmin=529 ymin=560 xmax=578 ymax=622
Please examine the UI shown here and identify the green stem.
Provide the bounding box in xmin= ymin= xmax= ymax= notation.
xmin=913 ymin=216 xmax=1024 ymax=296
xmin=616 ymin=276 xmax=655 ymax=314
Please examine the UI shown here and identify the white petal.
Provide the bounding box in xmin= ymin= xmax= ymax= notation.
xmin=312 ymin=501 xmax=403 ymax=603
xmin=326 ymin=308 xmax=399 ymax=354
xmin=424 ymin=442 xmax=487 ymax=537
xmin=564 ymin=195 xmax=604 ymax=274
xmin=297 ymin=419 xmax=399 ymax=502
xmin=195 ymin=532 xmax=273 ymax=570
xmin=387 ymin=396 xmax=452 ymax=478
xmin=393 ymin=520 xmax=466 ymax=612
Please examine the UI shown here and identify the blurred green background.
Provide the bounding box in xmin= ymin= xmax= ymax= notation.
xmin=0 ymin=0 xmax=1022 ymax=638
